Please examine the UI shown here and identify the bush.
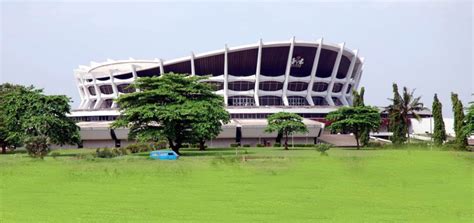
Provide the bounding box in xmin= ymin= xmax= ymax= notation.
xmin=273 ymin=143 xmax=281 ymax=147
xmin=242 ymin=144 xmax=250 ymax=147
xmin=50 ymin=151 xmax=61 ymax=158
xmin=96 ymin=148 xmax=119 ymax=158
xmin=256 ymin=144 xmax=264 ymax=147
xmin=24 ymin=136 xmax=50 ymax=159
xmin=125 ymin=143 xmax=144 ymax=153
xmin=314 ymin=144 xmax=331 ymax=155
xmin=367 ymin=141 xmax=384 ymax=148
xmin=230 ymin=143 xmax=239 ymax=147
xmin=151 ymin=139 xmax=168 ymax=150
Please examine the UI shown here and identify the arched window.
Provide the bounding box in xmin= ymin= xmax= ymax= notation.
xmin=312 ymin=82 xmax=328 ymax=92
xmin=332 ymin=83 xmax=343 ymax=93
xmin=259 ymin=96 xmax=283 ymax=106
xmin=205 ymin=82 xmax=224 ymax=91
xmin=259 ymin=81 xmax=283 ymax=91
xmin=228 ymin=81 xmax=254 ymax=91
xmin=332 ymin=97 xmax=343 ymax=106
xmin=287 ymin=82 xmax=308 ymax=91
xmin=228 ymin=96 xmax=255 ymax=106
xmin=288 ymin=96 xmax=308 ymax=106
xmin=312 ymin=96 xmax=328 ymax=106
xmin=117 ymin=84 xmax=135 ymax=93
xmin=99 ymin=85 xmax=114 ymax=95
xmin=88 ymin=86 xmax=96 ymax=96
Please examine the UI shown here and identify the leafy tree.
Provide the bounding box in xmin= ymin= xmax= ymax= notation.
xmin=327 ymin=106 xmax=381 ymax=149
xmin=113 ymin=74 xmax=228 ymax=155
xmin=352 ymin=87 xmax=365 ymax=107
xmin=387 ymin=84 xmax=424 ymax=144
xmin=451 ymin=93 xmax=468 ymax=150
xmin=432 ymin=94 xmax=447 ymax=146
xmin=463 ymin=103 xmax=474 ymax=137
xmin=352 ymin=87 xmax=370 ymax=146
xmin=387 ymin=83 xmax=406 ymax=145
xmin=265 ymin=112 xmax=308 ymax=150
xmin=189 ymin=99 xmax=230 ymax=151
xmin=0 ymin=84 xmax=80 ymax=157
xmin=0 ymin=84 xmax=28 ymax=153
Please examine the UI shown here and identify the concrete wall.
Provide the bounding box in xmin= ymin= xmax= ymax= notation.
xmin=410 ymin=118 xmax=455 ymax=136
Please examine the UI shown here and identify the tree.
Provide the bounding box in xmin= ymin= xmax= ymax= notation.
xmin=387 ymin=84 xmax=424 ymax=144
xmin=112 ymin=74 xmax=229 ymax=155
xmin=327 ymin=106 xmax=381 ymax=149
xmin=264 ymin=112 xmax=308 ymax=150
xmin=432 ymin=94 xmax=447 ymax=146
xmin=352 ymin=87 xmax=370 ymax=146
xmin=0 ymin=84 xmax=80 ymax=157
xmin=387 ymin=83 xmax=406 ymax=145
xmin=463 ymin=103 xmax=474 ymax=137
xmin=0 ymin=83 xmax=28 ymax=153
xmin=189 ymin=100 xmax=230 ymax=151
xmin=451 ymin=93 xmax=468 ymax=150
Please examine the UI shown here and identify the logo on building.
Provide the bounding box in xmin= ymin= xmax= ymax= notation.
xmin=291 ymin=56 xmax=304 ymax=68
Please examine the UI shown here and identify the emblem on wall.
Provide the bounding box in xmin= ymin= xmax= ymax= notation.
xmin=291 ymin=56 xmax=304 ymax=68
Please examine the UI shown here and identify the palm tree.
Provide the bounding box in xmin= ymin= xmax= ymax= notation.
xmin=387 ymin=86 xmax=424 ymax=143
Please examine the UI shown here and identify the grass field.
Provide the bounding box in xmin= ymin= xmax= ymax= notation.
xmin=1 ymin=147 xmax=473 ymax=222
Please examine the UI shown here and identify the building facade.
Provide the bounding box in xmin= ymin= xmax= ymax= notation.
xmin=69 ymin=38 xmax=365 ymax=148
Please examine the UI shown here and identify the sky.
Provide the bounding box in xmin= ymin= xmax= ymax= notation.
xmin=1 ymin=0 xmax=472 ymax=117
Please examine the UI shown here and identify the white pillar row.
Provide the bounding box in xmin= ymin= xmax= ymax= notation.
xmin=223 ymin=44 xmax=229 ymax=106
xmin=326 ymin=42 xmax=345 ymax=106
xmin=190 ymin=52 xmax=196 ymax=76
xmin=92 ymin=74 xmax=102 ymax=109
xmin=159 ymin=59 xmax=165 ymax=75
xmin=282 ymin=36 xmax=296 ymax=106
xmin=253 ymin=39 xmax=263 ymax=106
xmin=109 ymin=70 xmax=119 ymax=108
xmin=79 ymin=75 xmax=91 ymax=109
xmin=130 ymin=64 xmax=140 ymax=92
xmin=74 ymin=75 xmax=85 ymax=109
xmin=306 ymin=38 xmax=323 ymax=106
xmin=340 ymin=49 xmax=359 ymax=106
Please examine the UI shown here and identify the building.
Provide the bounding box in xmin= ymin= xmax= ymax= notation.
xmin=69 ymin=37 xmax=365 ymax=148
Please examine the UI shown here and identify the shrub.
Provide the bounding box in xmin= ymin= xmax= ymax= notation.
xmin=230 ymin=143 xmax=239 ymax=147
xmin=314 ymin=144 xmax=331 ymax=155
xmin=367 ymin=141 xmax=384 ymax=148
xmin=242 ymin=144 xmax=250 ymax=147
xmin=151 ymin=139 xmax=168 ymax=150
xmin=50 ymin=151 xmax=61 ymax=158
xmin=273 ymin=143 xmax=281 ymax=147
xmin=256 ymin=144 xmax=264 ymax=147
xmin=96 ymin=148 xmax=118 ymax=158
xmin=24 ymin=136 xmax=50 ymax=159
xmin=125 ymin=143 xmax=144 ymax=153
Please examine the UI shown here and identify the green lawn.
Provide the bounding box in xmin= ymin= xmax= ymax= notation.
xmin=1 ymin=147 xmax=473 ymax=222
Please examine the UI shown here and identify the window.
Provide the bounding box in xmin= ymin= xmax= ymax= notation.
xmin=259 ymin=96 xmax=283 ymax=106
xmin=332 ymin=97 xmax=343 ymax=106
xmin=332 ymin=83 xmax=343 ymax=93
xmin=312 ymin=96 xmax=328 ymax=106
xmin=205 ymin=82 xmax=224 ymax=91
xmin=259 ymin=81 xmax=283 ymax=91
xmin=99 ymin=85 xmax=114 ymax=94
xmin=100 ymin=99 xmax=113 ymax=108
xmin=287 ymin=82 xmax=308 ymax=91
xmin=346 ymin=84 xmax=352 ymax=94
xmin=117 ymin=84 xmax=135 ymax=93
xmin=312 ymin=82 xmax=328 ymax=92
xmin=88 ymin=86 xmax=96 ymax=95
xmin=228 ymin=81 xmax=254 ymax=91
xmin=288 ymin=96 xmax=308 ymax=106
xmin=228 ymin=96 xmax=255 ymax=106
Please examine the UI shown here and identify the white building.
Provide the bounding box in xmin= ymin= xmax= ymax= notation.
xmin=69 ymin=37 xmax=366 ymax=148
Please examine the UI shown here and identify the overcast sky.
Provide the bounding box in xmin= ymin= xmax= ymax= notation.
xmin=1 ymin=1 xmax=472 ymax=117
